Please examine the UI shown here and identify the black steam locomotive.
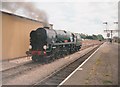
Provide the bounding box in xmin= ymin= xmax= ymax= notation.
xmin=28 ymin=27 xmax=82 ymax=62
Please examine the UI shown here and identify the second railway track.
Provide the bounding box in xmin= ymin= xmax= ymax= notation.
xmin=2 ymin=61 xmax=43 ymax=83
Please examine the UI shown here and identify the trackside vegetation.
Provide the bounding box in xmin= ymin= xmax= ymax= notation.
xmin=80 ymin=34 xmax=104 ymax=41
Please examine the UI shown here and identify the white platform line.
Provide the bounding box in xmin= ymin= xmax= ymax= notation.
xmin=58 ymin=44 xmax=103 ymax=86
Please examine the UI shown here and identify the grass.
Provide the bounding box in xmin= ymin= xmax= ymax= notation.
xmin=103 ymin=80 xmax=112 ymax=84
xmin=96 ymin=59 xmax=101 ymax=65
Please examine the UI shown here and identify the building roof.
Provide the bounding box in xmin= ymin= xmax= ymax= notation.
xmin=1 ymin=10 xmax=44 ymax=24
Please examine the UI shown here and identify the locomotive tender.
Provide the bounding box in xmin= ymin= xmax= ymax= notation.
xmin=29 ymin=27 xmax=82 ymax=62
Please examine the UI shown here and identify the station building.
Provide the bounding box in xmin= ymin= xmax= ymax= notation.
xmin=1 ymin=11 xmax=52 ymax=60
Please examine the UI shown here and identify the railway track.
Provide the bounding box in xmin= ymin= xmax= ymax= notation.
xmin=33 ymin=44 xmax=101 ymax=86
xmin=2 ymin=61 xmax=43 ymax=83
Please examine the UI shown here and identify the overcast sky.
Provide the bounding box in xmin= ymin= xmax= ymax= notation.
xmin=35 ymin=2 xmax=118 ymax=37
xmin=2 ymin=0 xmax=119 ymax=38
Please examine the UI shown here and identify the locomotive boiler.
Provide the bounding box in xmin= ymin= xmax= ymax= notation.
xmin=28 ymin=27 xmax=82 ymax=62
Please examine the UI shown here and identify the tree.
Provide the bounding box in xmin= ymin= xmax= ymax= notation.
xmin=80 ymin=33 xmax=86 ymax=39
xmin=97 ymin=34 xmax=104 ymax=41
xmin=80 ymin=33 xmax=104 ymax=40
xmin=92 ymin=34 xmax=98 ymax=40
xmin=86 ymin=35 xmax=93 ymax=39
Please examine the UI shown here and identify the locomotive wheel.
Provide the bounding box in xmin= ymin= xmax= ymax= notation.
xmin=52 ymin=54 xmax=56 ymax=61
xmin=44 ymin=58 xmax=49 ymax=63
xmin=66 ymin=51 xmax=69 ymax=56
xmin=60 ymin=51 xmax=65 ymax=58
xmin=54 ymin=51 xmax=60 ymax=59
xmin=32 ymin=55 xmax=39 ymax=62
xmin=49 ymin=53 xmax=55 ymax=62
xmin=45 ymin=56 xmax=53 ymax=63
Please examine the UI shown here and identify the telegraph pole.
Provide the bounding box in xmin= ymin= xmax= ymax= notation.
xmin=103 ymin=22 xmax=110 ymax=41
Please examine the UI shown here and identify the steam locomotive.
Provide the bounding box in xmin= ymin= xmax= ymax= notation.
xmin=28 ymin=27 xmax=82 ymax=62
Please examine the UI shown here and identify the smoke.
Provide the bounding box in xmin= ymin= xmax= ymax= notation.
xmin=2 ymin=2 xmax=49 ymax=27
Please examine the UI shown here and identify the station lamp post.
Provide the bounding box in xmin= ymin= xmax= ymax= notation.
xmin=103 ymin=22 xmax=110 ymax=41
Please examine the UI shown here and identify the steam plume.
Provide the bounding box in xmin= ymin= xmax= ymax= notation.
xmin=2 ymin=2 xmax=49 ymax=27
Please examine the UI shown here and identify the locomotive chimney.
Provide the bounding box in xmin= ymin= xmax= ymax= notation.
xmin=44 ymin=24 xmax=53 ymax=29
xmin=49 ymin=24 xmax=53 ymax=29
xmin=44 ymin=26 xmax=50 ymax=29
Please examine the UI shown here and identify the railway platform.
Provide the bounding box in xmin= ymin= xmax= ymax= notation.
xmin=59 ymin=42 xmax=118 ymax=85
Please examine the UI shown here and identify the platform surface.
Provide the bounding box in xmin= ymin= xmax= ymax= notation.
xmin=61 ymin=42 xmax=118 ymax=85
